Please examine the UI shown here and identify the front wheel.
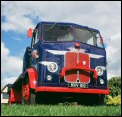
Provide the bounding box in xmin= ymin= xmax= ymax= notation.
xmin=22 ymin=83 xmax=37 ymax=105
xmin=98 ymin=94 xmax=105 ymax=105
xmin=91 ymin=94 xmax=105 ymax=105
xmin=78 ymin=94 xmax=105 ymax=105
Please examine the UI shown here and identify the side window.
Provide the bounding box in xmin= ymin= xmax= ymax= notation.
xmin=96 ymin=34 xmax=104 ymax=48
xmin=31 ymin=29 xmax=39 ymax=48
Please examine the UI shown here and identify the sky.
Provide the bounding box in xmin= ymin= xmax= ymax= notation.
xmin=1 ymin=1 xmax=121 ymax=88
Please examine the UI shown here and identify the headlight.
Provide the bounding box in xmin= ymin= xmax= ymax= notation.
xmin=95 ymin=66 xmax=103 ymax=76
xmin=47 ymin=62 xmax=58 ymax=72
xmin=99 ymin=78 xmax=105 ymax=84
xmin=47 ymin=75 xmax=52 ymax=81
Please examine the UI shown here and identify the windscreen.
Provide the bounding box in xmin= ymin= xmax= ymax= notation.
xmin=43 ymin=24 xmax=74 ymax=42
xmin=75 ymin=27 xmax=104 ymax=48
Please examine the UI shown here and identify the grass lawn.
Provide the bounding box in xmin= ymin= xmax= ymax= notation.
xmin=1 ymin=104 xmax=121 ymax=116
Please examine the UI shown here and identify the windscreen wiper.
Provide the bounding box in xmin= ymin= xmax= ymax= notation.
xmin=46 ymin=22 xmax=58 ymax=32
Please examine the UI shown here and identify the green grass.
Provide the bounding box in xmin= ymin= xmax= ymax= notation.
xmin=1 ymin=104 xmax=121 ymax=116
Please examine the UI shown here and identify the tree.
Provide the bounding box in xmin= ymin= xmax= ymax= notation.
xmin=108 ymin=76 xmax=121 ymax=97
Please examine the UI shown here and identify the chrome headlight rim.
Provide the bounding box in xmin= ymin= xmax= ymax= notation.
xmin=47 ymin=62 xmax=58 ymax=73
xmin=95 ymin=66 xmax=103 ymax=76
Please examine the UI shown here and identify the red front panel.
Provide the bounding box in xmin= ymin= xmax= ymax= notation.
xmin=65 ymin=52 xmax=90 ymax=83
xmin=79 ymin=53 xmax=90 ymax=83
xmin=65 ymin=52 xmax=77 ymax=82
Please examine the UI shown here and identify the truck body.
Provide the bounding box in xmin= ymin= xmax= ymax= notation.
xmin=10 ymin=22 xmax=110 ymax=105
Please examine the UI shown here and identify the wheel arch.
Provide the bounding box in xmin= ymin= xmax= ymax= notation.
xmin=23 ymin=67 xmax=38 ymax=90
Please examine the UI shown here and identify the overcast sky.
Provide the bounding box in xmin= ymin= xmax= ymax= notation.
xmin=1 ymin=1 xmax=121 ymax=88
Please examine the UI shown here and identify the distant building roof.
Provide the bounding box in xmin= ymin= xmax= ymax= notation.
xmin=1 ymin=84 xmax=12 ymax=93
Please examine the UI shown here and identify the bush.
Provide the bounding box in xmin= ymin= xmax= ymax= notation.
xmin=105 ymin=95 xmax=121 ymax=106
xmin=105 ymin=76 xmax=121 ymax=106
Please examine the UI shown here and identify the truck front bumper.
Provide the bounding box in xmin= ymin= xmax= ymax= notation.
xmin=36 ymin=86 xmax=110 ymax=95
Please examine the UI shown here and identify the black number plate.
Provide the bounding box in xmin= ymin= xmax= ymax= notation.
xmin=68 ymin=83 xmax=88 ymax=88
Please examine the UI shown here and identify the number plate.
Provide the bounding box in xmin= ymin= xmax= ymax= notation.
xmin=68 ymin=83 xmax=88 ymax=88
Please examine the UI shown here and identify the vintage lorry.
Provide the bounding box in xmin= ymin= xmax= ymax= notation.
xmin=10 ymin=21 xmax=110 ymax=105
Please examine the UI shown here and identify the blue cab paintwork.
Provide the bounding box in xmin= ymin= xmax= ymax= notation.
xmin=31 ymin=22 xmax=107 ymax=89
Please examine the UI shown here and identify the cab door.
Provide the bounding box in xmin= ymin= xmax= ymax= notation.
xmin=31 ymin=27 xmax=40 ymax=70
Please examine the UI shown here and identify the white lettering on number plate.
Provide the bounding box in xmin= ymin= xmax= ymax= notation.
xmin=69 ymin=83 xmax=88 ymax=88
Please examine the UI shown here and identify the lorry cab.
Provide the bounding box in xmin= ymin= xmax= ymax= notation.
xmin=29 ymin=22 xmax=106 ymax=87
xmin=10 ymin=22 xmax=110 ymax=105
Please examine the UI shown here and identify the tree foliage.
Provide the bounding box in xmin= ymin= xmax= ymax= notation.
xmin=108 ymin=76 xmax=121 ymax=97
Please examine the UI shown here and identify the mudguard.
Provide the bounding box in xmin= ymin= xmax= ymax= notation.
xmin=25 ymin=67 xmax=38 ymax=89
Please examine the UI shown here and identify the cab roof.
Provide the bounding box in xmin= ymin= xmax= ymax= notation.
xmin=37 ymin=21 xmax=99 ymax=32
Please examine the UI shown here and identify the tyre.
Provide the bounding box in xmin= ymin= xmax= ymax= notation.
xmin=98 ymin=94 xmax=105 ymax=105
xmin=78 ymin=94 xmax=99 ymax=105
xmin=88 ymin=94 xmax=105 ymax=105
xmin=88 ymin=94 xmax=99 ymax=105
xmin=22 ymin=77 xmax=37 ymax=105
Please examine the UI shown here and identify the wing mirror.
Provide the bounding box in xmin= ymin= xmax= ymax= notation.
xmin=27 ymin=28 xmax=33 ymax=38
